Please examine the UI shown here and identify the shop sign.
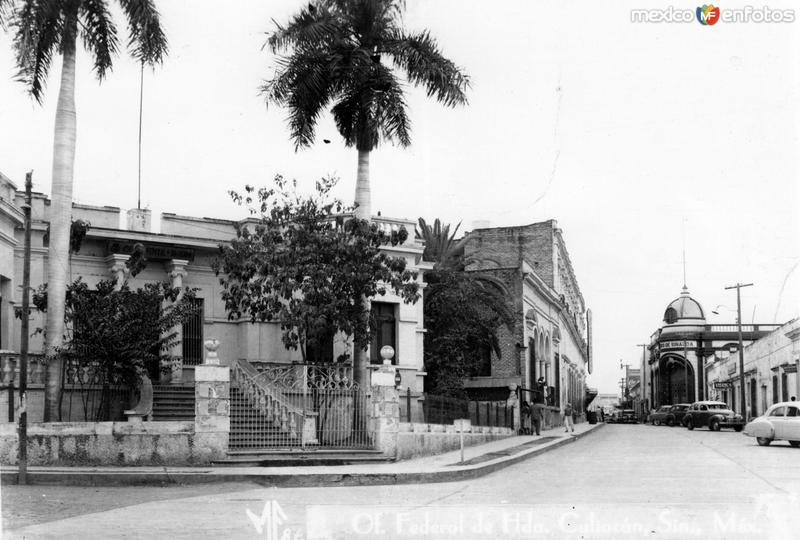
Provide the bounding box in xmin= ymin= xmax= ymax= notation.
xmin=660 ymin=340 xmax=697 ymax=351
xmin=714 ymin=381 xmax=733 ymax=389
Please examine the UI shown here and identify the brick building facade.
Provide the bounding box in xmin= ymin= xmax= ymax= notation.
xmin=462 ymin=220 xmax=591 ymax=426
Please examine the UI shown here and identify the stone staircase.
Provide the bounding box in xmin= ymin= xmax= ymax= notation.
xmin=229 ymin=386 xmax=301 ymax=449
xmin=152 ymin=385 xmax=195 ymax=421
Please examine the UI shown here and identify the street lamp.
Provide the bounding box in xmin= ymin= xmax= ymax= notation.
xmin=620 ymin=360 xmax=631 ymax=405
xmin=725 ymin=282 xmax=753 ymax=419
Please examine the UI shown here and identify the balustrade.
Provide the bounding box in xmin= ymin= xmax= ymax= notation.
xmin=0 ymin=352 xmax=47 ymax=386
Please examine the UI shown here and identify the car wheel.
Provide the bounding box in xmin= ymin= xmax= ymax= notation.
xmin=710 ymin=419 xmax=721 ymax=432
xmin=686 ymin=418 xmax=694 ymax=430
xmin=756 ymin=437 xmax=772 ymax=446
xmin=666 ymin=418 xmax=674 ymax=427
xmin=654 ymin=420 xmax=661 ymax=426
xmin=790 ymin=441 xmax=800 ymax=448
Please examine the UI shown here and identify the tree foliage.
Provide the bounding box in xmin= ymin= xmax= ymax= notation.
xmin=9 ymin=0 xmax=168 ymax=102
xmin=418 ymin=218 xmax=514 ymax=397
xmin=262 ymin=0 xmax=469 ymax=152
xmin=32 ymin=277 xmax=197 ymax=387
xmin=213 ymin=175 xmax=420 ymax=361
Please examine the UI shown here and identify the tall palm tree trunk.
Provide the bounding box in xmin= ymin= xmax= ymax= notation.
xmin=353 ymin=149 xmax=371 ymax=390
xmin=354 ymin=149 xmax=371 ymax=220
xmin=43 ymin=34 xmax=77 ymax=421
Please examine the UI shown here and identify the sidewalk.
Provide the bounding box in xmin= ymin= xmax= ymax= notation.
xmin=0 ymin=422 xmax=603 ymax=487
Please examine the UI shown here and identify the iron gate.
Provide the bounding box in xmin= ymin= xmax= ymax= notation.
xmin=230 ymin=361 xmax=373 ymax=450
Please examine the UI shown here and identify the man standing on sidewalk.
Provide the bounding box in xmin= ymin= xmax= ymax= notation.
xmin=563 ymin=402 xmax=575 ymax=433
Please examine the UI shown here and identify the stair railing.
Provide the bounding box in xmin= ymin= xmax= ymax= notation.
xmin=232 ymin=358 xmax=309 ymax=442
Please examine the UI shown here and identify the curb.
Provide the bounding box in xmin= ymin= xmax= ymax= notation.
xmin=1 ymin=424 xmax=604 ymax=488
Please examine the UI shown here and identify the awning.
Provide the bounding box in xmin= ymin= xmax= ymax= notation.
xmin=584 ymin=387 xmax=598 ymax=407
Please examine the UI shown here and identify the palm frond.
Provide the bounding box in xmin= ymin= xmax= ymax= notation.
xmin=417 ymin=217 xmax=467 ymax=269
xmin=117 ymin=0 xmax=168 ymax=65
xmin=385 ymin=29 xmax=469 ymax=107
xmin=80 ymin=0 xmax=119 ymax=79
xmin=267 ymin=2 xmax=341 ymax=53
xmin=12 ymin=0 xmax=64 ymax=103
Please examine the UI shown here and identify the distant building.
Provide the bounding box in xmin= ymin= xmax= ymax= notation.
xmin=461 ymin=220 xmax=592 ymax=426
xmin=641 ymin=286 xmax=782 ymax=416
xmin=705 ymin=318 xmax=799 ymax=417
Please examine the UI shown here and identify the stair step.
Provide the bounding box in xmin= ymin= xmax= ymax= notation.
xmin=213 ymin=451 xmax=387 ymax=467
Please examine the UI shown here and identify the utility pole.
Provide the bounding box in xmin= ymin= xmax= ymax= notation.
xmin=725 ymin=282 xmax=753 ymax=419
xmin=637 ymin=344 xmax=648 ymax=409
xmin=18 ymin=171 xmax=33 ymax=485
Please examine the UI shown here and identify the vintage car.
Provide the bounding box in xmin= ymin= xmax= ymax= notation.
xmin=649 ymin=404 xmax=690 ymax=426
xmin=683 ymin=401 xmax=744 ymax=431
xmin=649 ymin=406 xmax=673 ymax=425
xmin=619 ymin=409 xmax=638 ymax=424
xmin=743 ymin=401 xmax=800 ymax=447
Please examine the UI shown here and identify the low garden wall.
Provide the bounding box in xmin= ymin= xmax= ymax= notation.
xmin=396 ymin=422 xmax=514 ymax=460
xmin=0 ymin=421 xmax=227 ymax=466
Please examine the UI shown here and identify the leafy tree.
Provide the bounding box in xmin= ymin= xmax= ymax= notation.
xmin=418 ymin=218 xmax=514 ymax=397
xmin=213 ymin=175 xmax=420 ymax=363
xmin=262 ymin=0 xmax=469 ymax=384
xmin=6 ymin=0 xmax=168 ymax=420
xmin=32 ymin=277 xmax=197 ymax=421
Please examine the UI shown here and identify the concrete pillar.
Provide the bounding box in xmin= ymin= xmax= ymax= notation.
xmin=369 ymin=363 xmax=399 ymax=457
xmin=194 ymin=340 xmax=229 ymax=464
xmin=105 ymin=254 xmax=130 ymax=291
xmin=163 ymin=259 xmax=188 ymax=383
xmin=507 ymin=383 xmax=520 ymax=431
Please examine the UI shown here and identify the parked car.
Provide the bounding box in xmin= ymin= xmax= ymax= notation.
xmin=683 ymin=401 xmax=744 ymax=431
xmin=743 ymin=401 xmax=800 ymax=447
xmin=667 ymin=404 xmax=691 ymax=427
xmin=649 ymin=406 xmax=673 ymax=425
xmin=619 ymin=409 xmax=637 ymax=424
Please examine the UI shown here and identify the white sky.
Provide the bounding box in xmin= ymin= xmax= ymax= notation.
xmin=1 ymin=1 xmax=798 ymax=394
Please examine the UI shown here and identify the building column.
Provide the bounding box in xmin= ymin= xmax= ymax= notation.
xmin=164 ymin=259 xmax=188 ymax=383
xmin=105 ymin=254 xmax=130 ymax=291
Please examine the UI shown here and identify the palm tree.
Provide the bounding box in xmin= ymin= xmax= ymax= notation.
xmin=263 ymin=0 xmax=469 ymax=386
xmin=8 ymin=0 xmax=167 ymax=420
xmin=417 ymin=217 xmax=515 ymax=395
xmin=417 ymin=217 xmax=467 ymax=271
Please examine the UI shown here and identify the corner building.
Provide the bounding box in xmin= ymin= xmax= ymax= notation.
xmin=462 ymin=220 xmax=593 ymax=427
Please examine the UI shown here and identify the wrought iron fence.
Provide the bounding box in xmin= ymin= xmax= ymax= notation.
xmin=410 ymin=391 xmax=514 ymax=429
xmin=230 ymin=360 xmax=371 ymax=450
xmin=61 ymin=384 xmax=132 ymax=422
xmin=250 ymin=361 xmax=356 ymax=390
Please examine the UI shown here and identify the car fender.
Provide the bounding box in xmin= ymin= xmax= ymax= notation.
xmin=709 ymin=413 xmax=725 ymax=424
xmin=744 ymin=419 xmax=774 ymax=439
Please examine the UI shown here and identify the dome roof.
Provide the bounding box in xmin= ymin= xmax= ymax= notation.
xmin=663 ymin=286 xmax=705 ymax=323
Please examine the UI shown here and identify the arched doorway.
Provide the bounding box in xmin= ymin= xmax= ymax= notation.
xmin=659 ymin=355 xmax=695 ymax=405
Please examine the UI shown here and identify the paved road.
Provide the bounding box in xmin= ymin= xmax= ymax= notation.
xmin=3 ymin=424 xmax=799 ymax=539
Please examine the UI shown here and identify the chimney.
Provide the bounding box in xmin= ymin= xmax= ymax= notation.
xmin=127 ymin=208 xmax=151 ymax=232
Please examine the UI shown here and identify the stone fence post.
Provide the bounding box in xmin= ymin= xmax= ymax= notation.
xmin=193 ymin=339 xmax=229 ymax=463
xmin=369 ymin=363 xmax=400 ymax=457
xmin=507 ymin=383 xmax=520 ymax=432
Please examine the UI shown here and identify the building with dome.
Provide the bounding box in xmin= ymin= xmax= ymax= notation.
xmin=640 ymin=285 xmax=781 ymax=415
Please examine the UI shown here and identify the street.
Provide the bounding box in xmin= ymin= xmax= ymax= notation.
xmin=2 ymin=424 xmax=799 ymax=539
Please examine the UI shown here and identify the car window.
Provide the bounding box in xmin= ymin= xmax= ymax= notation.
xmin=660 ymin=407 xmax=670 ymax=412
xmin=769 ymin=407 xmax=786 ymax=417
xmin=708 ymin=404 xmax=726 ymax=410
xmin=787 ymin=406 xmax=799 ymax=417
xmin=699 ymin=405 xmax=708 ymax=411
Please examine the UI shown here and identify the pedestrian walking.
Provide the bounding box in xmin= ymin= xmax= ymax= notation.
xmin=532 ymin=404 xmax=542 ymax=435
xmin=563 ymin=402 xmax=575 ymax=433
